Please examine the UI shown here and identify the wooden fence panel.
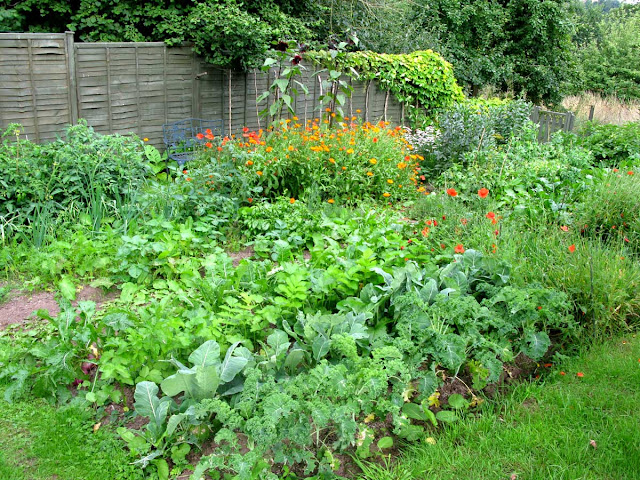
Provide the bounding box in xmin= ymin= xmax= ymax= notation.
xmin=0 ymin=33 xmax=71 ymax=142
xmin=0 ymin=32 xmax=414 ymax=149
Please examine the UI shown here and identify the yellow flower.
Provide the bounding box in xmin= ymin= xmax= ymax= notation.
xmin=329 ymin=158 xmax=336 ymax=164
xmin=265 ymin=146 xmax=273 ymax=153
xmin=256 ymin=171 xmax=263 ymax=176
xmin=397 ymin=162 xmax=407 ymax=169
xmin=369 ymin=158 xmax=377 ymax=165
xmin=387 ymin=179 xmax=394 ymax=184
xmin=366 ymin=171 xmax=373 ymax=176
xmin=383 ymin=192 xmax=391 ymax=198
xmin=342 ymin=166 xmax=347 ymax=171
xmin=287 ymin=145 xmax=295 ymax=151
xmin=346 ymin=148 xmax=354 ymax=154
xmin=356 ymin=109 xmax=362 ymax=114
xmin=327 ymin=198 xmax=335 ymax=204
xmin=143 ymin=137 xmax=149 ymax=142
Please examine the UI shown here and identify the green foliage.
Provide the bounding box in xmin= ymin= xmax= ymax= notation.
xmin=570 ymin=4 xmax=640 ymax=99
xmin=418 ymin=99 xmax=533 ymax=176
xmin=573 ymin=121 xmax=640 ymax=166
xmin=0 ymin=121 xmax=148 ymax=242
xmin=310 ymin=49 xmax=464 ymax=124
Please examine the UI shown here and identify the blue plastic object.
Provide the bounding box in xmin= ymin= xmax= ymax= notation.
xmin=162 ymin=118 xmax=224 ymax=166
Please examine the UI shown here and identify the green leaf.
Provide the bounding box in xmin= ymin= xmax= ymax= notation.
xmin=274 ymin=78 xmax=289 ymax=92
xmin=219 ymin=342 xmax=248 ymax=383
xmin=521 ymin=331 xmax=551 ymax=361
xmin=58 ymin=276 xmax=76 ymax=300
xmin=435 ymin=410 xmax=459 ymax=423
xmin=188 ymin=340 xmax=220 ymax=367
xmin=447 ymin=393 xmax=468 ymax=410
xmin=155 ymin=459 xmax=169 ymax=480
xmin=377 ymin=436 xmax=393 ymax=449
xmin=312 ymin=335 xmax=331 ymax=363
xmin=402 ymin=403 xmax=427 ymax=421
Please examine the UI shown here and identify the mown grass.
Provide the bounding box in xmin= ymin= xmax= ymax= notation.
xmin=358 ymin=335 xmax=640 ymax=480
xmin=0 ymin=393 xmax=140 ymax=480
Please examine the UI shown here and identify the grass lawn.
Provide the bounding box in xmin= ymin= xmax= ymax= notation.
xmin=359 ymin=334 xmax=640 ymax=480
xmin=0 ymin=395 xmax=139 ymax=480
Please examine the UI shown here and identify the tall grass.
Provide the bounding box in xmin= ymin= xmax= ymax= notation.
xmin=562 ymin=92 xmax=640 ymax=126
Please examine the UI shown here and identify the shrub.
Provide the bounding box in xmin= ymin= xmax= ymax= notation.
xmin=577 ymin=121 xmax=640 ymax=167
xmin=575 ymin=169 xmax=640 ymax=253
xmin=0 ymin=121 xmax=149 ymax=237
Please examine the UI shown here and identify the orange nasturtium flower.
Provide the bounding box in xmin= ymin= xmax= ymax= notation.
xmin=454 ymin=244 xmax=465 ymax=254
xmin=290 ymin=198 xmax=296 ymax=204
xmin=447 ymin=188 xmax=458 ymax=197
xmin=478 ymin=187 xmax=489 ymax=198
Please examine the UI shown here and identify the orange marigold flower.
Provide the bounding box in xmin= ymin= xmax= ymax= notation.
xmin=366 ymin=171 xmax=373 ymax=176
xmin=256 ymin=171 xmax=263 ymax=176
xmin=329 ymin=158 xmax=336 ymax=164
xmin=246 ymin=160 xmax=254 ymax=166
xmin=447 ymin=188 xmax=458 ymax=197
xmin=290 ymin=198 xmax=295 ymax=204
xmin=454 ymin=244 xmax=465 ymax=254
xmin=327 ymin=198 xmax=335 ymax=204
xmin=383 ymin=192 xmax=391 ymax=198
xmin=397 ymin=162 xmax=407 ymax=169
xmin=478 ymin=187 xmax=489 ymax=198
xmin=342 ymin=166 xmax=347 ymax=171
xmin=568 ymin=244 xmax=576 ymax=253
xmin=288 ymin=145 xmax=295 ymax=151
xmin=265 ymin=146 xmax=273 ymax=153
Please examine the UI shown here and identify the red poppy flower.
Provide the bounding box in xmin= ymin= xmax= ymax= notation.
xmin=576 ymin=372 xmax=584 ymax=377
xmin=486 ymin=212 xmax=496 ymax=220
xmin=613 ymin=168 xmax=619 ymax=172
xmin=460 ymin=218 xmax=468 ymax=225
xmin=447 ymin=188 xmax=458 ymax=197
xmin=196 ymin=133 xmax=205 ymax=140
xmin=478 ymin=187 xmax=489 ymax=198
xmin=440 ymin=243 xmax=446 ymax=249
xmin=560 ymin=371 xmax=566 ymax=376
xmin=568 ymin=244 xmax=576 ymax=253
xmin=628 ymin=171 xmax=634 ymax=175
xmin=454 ymin=244 xmax=465 ymax=254
xmin=205 ymin=142 xmax=213 ymax=148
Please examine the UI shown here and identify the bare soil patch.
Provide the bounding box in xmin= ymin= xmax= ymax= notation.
xmin=0 ymin=286 xmax=117 ymax=330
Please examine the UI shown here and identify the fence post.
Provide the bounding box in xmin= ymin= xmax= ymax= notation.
xmin=65 ymin=31 xmax=78 ymax=125
xmin=588 ymin=105 xmax=595 ymax=121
